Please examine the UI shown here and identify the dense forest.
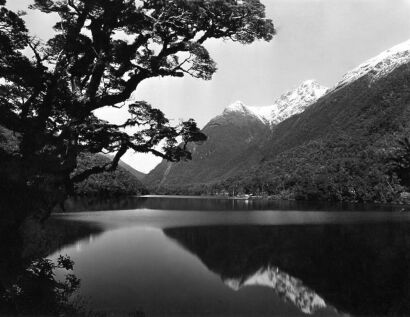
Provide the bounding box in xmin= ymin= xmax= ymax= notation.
xmin=149 ymin=63 xmax=410 ymax=203
xmin=0 ymin=126 xmax=146 ymax=197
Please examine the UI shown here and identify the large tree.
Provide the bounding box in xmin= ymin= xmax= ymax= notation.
xmin=0 ymin=0 xmax=275 ymax=223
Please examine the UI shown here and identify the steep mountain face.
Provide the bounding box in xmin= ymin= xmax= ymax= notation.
xmin=214 ymin=80 xmax=327 ymax=125
xmin=230 ymin=40 xmax=410 ymax=202
xmin=144 ymin=81 xmax=327 ymax=192
xmin=145 ymin=106 xmax=271 ymax=192
xmin=333 ymin=39 xmax=410 ymax=90
xmin=147 ymin=39 xmax=410 ymax=201
xmin=247 ymin=80 xmax=328 ymax=124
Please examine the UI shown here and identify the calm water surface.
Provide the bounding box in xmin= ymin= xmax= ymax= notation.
xmin=47 ymin=196 xmax=410 ymax=316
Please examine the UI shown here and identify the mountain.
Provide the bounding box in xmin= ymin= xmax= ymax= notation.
xmin=146 ymin=39 xmax=410 ymax=202
xmin=144 ymin=103 xmax=270 ymax=192
xmin=117 ymin=160 xmax=146 ymax=181
xmin=144 ymin=80 xmax=327 ymax=193
xmin=103 ymin=154 xmax=146 ymax=181
xmin=333 ymin=39 xmax=410 ymax=91
xmin=232 ymin=39 xmax=410 ymax=202
xmin=73 ymin=153 xmax=147 ymax=196
xmin=247 ymin=80 xmax=328 ymax=125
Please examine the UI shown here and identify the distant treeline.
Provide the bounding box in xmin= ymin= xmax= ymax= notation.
xmin=152 ymin=134 xmax=409 ymax=203
xmin=151 ymin=141 xmax=403 ymax=203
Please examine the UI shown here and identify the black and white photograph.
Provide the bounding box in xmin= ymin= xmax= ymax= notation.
xmin=2 ymin=0 xmax=410 ymax=316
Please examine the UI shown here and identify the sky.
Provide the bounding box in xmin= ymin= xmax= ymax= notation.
xmin=7 ymin=0 xmax=410 ymax=173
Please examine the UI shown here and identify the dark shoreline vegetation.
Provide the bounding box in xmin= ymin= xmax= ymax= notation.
xmin=0 ymin=0 xmax=274 ymax=231
xmin=0 ymin=216 xmax=104 ymax=316
xmin=0 ymin=0 xmax=276 ymax=313
xmin=1 ymin=0 xmax=410 ymax=314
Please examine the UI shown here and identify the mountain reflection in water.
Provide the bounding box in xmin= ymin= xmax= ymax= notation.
xmin=223 ymin=266 xmax=327 ymax=314
xmin=43 ymin=197 xmax=410 ymax=316
xmin=164 ymin=223 xmax=410 ymax=316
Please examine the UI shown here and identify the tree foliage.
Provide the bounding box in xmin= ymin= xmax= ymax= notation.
xmin=0 ymin=0 xmax=274 ymax=219
xmin=0 ymin=255 xmax=82 ymax=316
xmin=390 ymin=137 xmax=410 ymax=188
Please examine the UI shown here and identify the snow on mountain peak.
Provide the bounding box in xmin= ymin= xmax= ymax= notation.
xmin=334 ymin=39 xmax=410 ymax=90
xmin=223 ymin=100 xmax=249 ymax=114
xmin=222 ymin=81 xmax=327 ymax=126
xmin=222 ymin=40 xmax=410 ymax=125
xmin=250 ymin=80 xmax=328 ymax=125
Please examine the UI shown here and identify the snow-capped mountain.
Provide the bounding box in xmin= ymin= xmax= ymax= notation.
xmin=145 ymin=80 xmax=327 ymax=190
xmin=145 ymin=38 xmax=410 ymax=193
xmin=224 ymin=266 xmax=327 ymax=315
xmin=334 ymin=39 xmax=410 ymax=90
xmin=223 ymin=80 xmax=328 ymax=125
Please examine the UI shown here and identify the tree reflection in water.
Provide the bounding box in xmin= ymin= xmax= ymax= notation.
xmin=1 ymin=255 xmax=81 ymax=316
xmin=0 ymin=218 xmax=103 ymax=316
xmin=3 ymin=197 xmax=410 ymax=316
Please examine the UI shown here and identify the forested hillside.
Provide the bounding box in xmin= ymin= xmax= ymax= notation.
xmin=202 ymin=63 xmax=410 ymax=202
xmin=72 ymin=153 xmax=147 ymax=196
xmin=0 ymin=128 xmax=146 ymax=197
xmin=144 ymin=108 xmax=271 ymax=191
xmin=145 ymin=42 xmax=410 ymax=203
xmin=145 ymin=81 xmax=327 ymax=193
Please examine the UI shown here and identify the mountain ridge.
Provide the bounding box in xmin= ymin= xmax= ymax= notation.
xmin=145 ymin=39 xmax=410 ymax=201
xmin=144 ymin=80 xmax=327 ymax=191
xmin=223 ymin=80 xmax=328 ymax=125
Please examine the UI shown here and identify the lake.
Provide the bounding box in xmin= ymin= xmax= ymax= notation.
xmin=46 ymin=196 xmax=410 ymax=316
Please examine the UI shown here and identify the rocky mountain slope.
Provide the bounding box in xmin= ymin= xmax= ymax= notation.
xmin=248 ymin=80 xmax=328 ymax=124
xmin=333 ymin=39 xmax=410 ymax=90
xmin=144 ymin=80 xmax=327 ymax=192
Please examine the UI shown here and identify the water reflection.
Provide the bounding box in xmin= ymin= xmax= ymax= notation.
xmin=63 ymin=195 xmax=405 ymax=213
xmin=165 ymin=223 xmax=410 ymax=316
xmin=224 ymin=266 xmax=327 ymax=314
xmin=0 ymin=218 xmax=103 ymax=316
xmin=9 ymin=196 xmax=410 ymax=316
